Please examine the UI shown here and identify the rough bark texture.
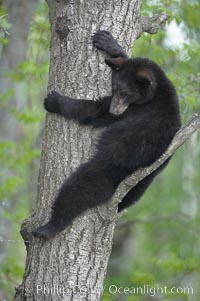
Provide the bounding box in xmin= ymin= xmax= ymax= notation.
xmin=15 ymin=1 xmax=143 ymax=300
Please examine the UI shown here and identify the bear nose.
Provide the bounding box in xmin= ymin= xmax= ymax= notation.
xmin=109 ymin=94 xmax=129 ymax=115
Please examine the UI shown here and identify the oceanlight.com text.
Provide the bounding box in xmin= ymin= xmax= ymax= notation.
xmin=36 ymin=284 xmax=193 ymax=297
xmin=107 ymin=284 xmax=194 ymax=296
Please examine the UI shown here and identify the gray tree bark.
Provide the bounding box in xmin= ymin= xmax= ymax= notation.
xmin=14 ymin=1 xmax=143 ymax=300
xmin=14 ymin=1 xmax=200 ymax=301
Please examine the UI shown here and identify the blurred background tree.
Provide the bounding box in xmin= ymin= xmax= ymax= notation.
xmin=0 ymin=0 xmax=199 ymax=300
xmin=0 ymin=1 xmax=49 ymax=299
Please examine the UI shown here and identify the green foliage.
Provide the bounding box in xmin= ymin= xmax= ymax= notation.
xmin=0 ymin=1 xmax=50 ymax=299
xmin=154 ymin=254 xmax=200 ymax=274
xmin=132 ymin=0 xmax=200 ymax=118
xmin=0 ymin=8 xmax=11 ymax=48
xmin=0 ymin=220 xmax=27 ymax=299
xmin=8 ymin=60 xmax=49 ymax=83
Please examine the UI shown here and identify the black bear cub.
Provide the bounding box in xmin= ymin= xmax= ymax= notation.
xmin=32 ymin=31 xmax=181 ymax=238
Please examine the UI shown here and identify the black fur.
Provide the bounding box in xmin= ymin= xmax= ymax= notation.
xmin=32 ymin=31 xmax=181 ymax=238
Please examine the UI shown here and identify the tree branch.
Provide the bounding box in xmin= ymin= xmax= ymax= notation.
xmin=137 ymin=12 xmax=169 ymax=39
xmin=116 ymin=111 xmax=200 ymax=201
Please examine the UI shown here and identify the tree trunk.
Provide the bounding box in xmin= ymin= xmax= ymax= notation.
xmin=14 ymin=1 xmax=143 ymax=300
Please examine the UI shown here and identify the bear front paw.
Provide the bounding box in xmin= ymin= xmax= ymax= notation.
xmin=44 ymin=91 xmax=61 ymax=113
xmin=92 ymin=30 xmax=126 ymax=59
xmin=92 ymin=30 xmax=114 ymax=53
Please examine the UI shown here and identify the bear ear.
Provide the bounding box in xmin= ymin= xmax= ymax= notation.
xmin=136 ymin=69 xmax=153 ymax=86
xmin=136 ymin=69 xmax=156 ymax=102
xmin=105 ymin=57 xmax=128 ymax=70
